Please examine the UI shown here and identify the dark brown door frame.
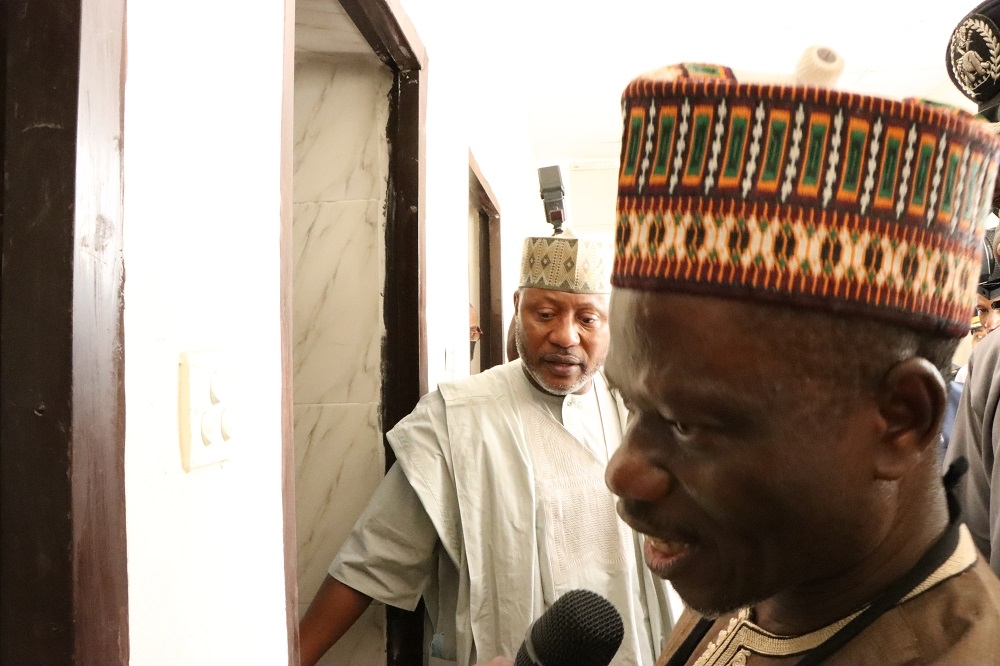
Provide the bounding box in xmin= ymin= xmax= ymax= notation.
xmin=280 ymin=0 xmax=428 ymax=663
xmin=2 ymin=1 xmax=129 ymax=663
xmin=469 ymin=151 xmax=504 ymax=369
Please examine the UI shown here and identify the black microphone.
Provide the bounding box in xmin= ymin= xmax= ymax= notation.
xmin=514 ymin=589 xmax=625 ymax=666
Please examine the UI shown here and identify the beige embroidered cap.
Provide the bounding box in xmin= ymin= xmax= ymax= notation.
xmin=519 ymin=233 xmax=613 ymax=294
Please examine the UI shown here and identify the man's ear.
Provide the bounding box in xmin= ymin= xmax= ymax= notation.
xmin=513 ymin=289 xmax=521 ymax=313
xmin=874 ymin=358 xmax=946 ymax=480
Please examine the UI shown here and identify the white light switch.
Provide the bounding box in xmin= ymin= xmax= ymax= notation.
xmin=179 ymin=350 xmax=237 ymax=471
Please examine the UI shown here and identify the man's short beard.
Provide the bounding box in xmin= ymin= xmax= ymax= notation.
xmin=673 ymin=582 xmax=770 ymax=622
xmin=515 ymin=320 xmax=599 ymax=396
xmin=682 ymin=598 xmax=754 ymax=621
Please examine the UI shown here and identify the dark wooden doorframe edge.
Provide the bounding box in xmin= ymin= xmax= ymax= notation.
xmin=72 ymin=1 xmax=130 ymax=662
xmin=339 ymin=0 xmax=425 ymax=72
xmin=468 ymin=150 xmax=500 ymax=220
xmin=280 ymin=0 xmax=428 ymax=665
xmin=279 ymin=0 xmax=301 ymax=662
xmin=381 ymin=62 xmax=427 ymax=666
xmin=478 ymin=212 xmax=504 ymax=370
xmin=1 ymin=1 xmax=128 ymax=663
xmin=2 ymin=3 xmax=80 ymax=662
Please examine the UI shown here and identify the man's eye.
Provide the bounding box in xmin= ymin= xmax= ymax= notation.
xmin=669 ymin=421 xmax=694 ymax=438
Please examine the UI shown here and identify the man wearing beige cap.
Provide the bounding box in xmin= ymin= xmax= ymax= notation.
xmin=604 ymin=62 xmax=1000 ymax=663
xmin=299 ymin=234 xmax=673 ymax=665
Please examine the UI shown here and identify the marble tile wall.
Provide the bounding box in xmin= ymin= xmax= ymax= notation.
xmin=293 ymin=56 xmax=392 ymax=205
xmin=293 ymin=200 xmax=382 ymax=405
xmin=292 ymin=52 xmax=392 ymax=665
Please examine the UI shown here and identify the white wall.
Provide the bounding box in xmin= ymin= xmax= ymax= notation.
xmin=395 ymin=0 xmax=548 ymax=389
xmin=123 ymin=2 xmax=290 ymax=663
xmin=566 ymin=160 xmax=619 ymax=239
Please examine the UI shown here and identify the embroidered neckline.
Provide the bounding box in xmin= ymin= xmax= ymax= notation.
xmin=690 ymin=526 xmax=978 ymax=665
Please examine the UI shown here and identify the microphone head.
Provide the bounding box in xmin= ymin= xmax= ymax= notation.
xmin=515 ymin=589 xmax=625 ymax=666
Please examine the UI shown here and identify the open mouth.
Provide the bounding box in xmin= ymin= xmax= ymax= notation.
xmin=546 ymin=362 xmax=579 ymax=376
xmin=644 ymin=535 xmax=697 ymax=579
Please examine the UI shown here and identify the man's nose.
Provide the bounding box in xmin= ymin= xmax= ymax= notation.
xmin=606 ymin=442 xmax=673 ymax=501
xmin=549 ymin=315 xmax=581 ymax=348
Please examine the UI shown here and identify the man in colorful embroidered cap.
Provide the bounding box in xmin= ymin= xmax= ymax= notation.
xmin=604 ymin=61 xmax=1000 ymax=665
xmin=299 ymin=233 xmax=674 ymax=666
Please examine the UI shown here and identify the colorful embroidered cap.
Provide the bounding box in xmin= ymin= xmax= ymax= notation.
xmin=613 ymin=64 xmax=1000 ymax=337
xmin=520 ymin=233 xmax=613 ymax=294
xmin=948 ymin=0 xmax=1000 ymax=121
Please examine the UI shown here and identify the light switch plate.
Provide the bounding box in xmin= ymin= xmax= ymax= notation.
xmin=179 ymin=350 xmax=237 ymax=472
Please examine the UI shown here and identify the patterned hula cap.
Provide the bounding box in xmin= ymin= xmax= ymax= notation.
xmin=613 ymin=63 xmax=1000 ymax=337
xmin=520 ymin=231 xmax=613 ymax=294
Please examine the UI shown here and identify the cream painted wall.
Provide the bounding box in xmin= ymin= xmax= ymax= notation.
xmin=566 ymin=160 xmax=619 ymax=240
xmin=123 ymin=2 xmax=289 ymax=663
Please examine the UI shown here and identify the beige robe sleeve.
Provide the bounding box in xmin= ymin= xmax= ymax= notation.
xmin=329 ymin=463 xmax=438 ymax=611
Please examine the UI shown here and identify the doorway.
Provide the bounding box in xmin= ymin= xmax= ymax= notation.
xmin=468 ymin=152 xmax=503 ymax=373
xmin=286 ymin=1 xmax=427 ymax=664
